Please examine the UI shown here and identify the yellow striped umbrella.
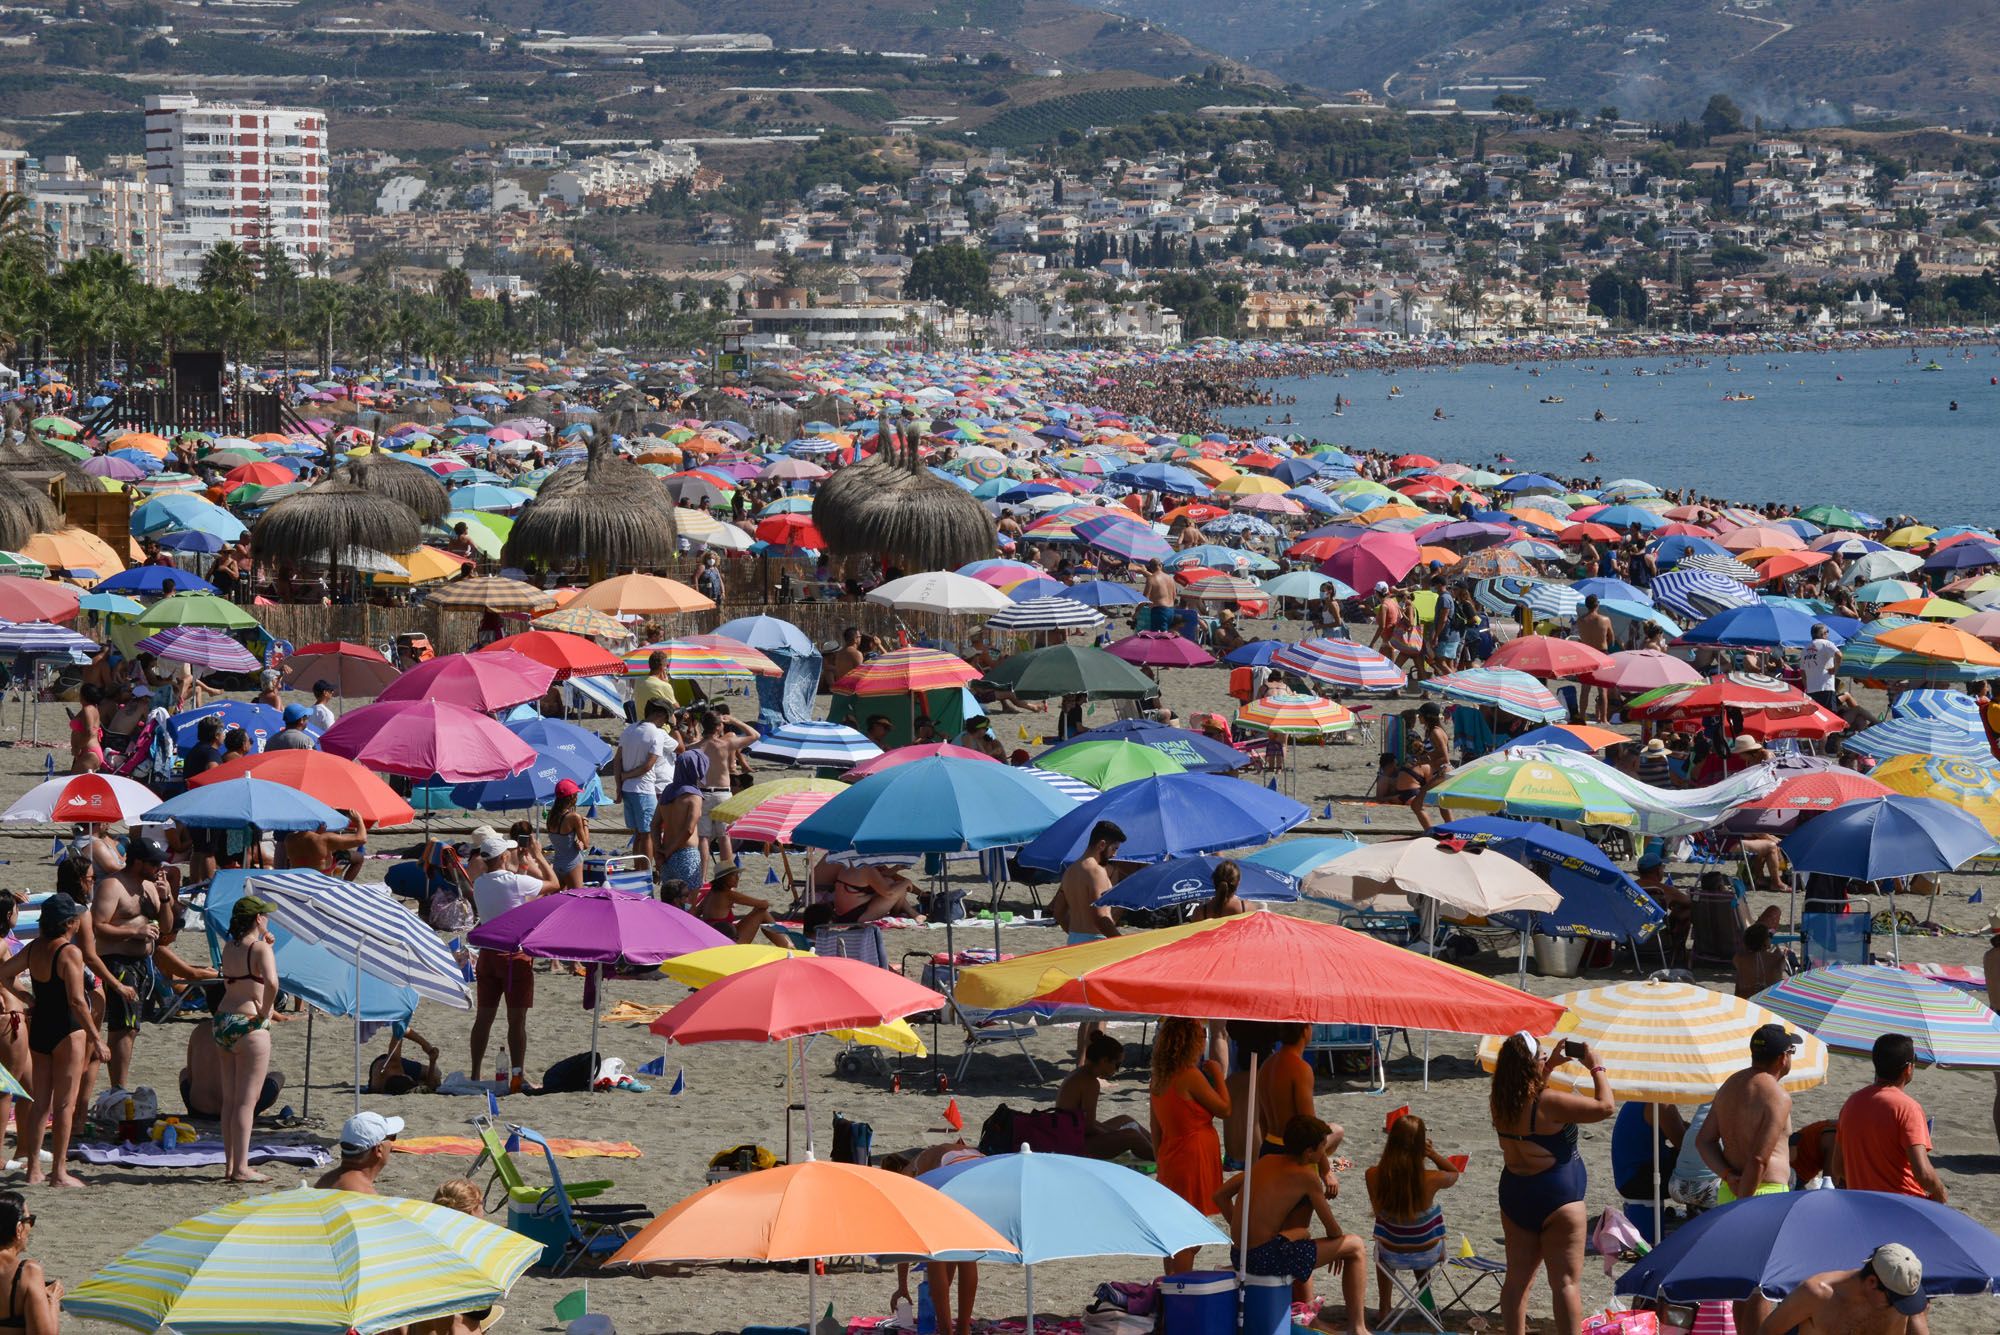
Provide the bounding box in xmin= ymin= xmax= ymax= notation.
xmin=1871 ymin=754 xmax=2000 ymax=837
xmin=1476 ymin=979 xmax=1828 ymax=1103
xmin=64 ymin=1187 xmax=540 ymax=1334
xmin=711 ymin=777 xmax=847 ymax=824
xmin=661 ymin=943 xmax=925 ymax=1055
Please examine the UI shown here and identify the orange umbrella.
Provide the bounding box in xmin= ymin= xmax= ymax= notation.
xmin=568 ymin=573 xmax=714 ymax=616
xmin=609 ymin=1160 xmax=1014 ymax=1322
xmin=477 ymin=629 xmax=623 ymax=680
xmin=187 ymin=751 xmax=415 ymax=827
xmin=1548 ymin=722 xmax=1630 ymax=751
xmin=1416 ymin=545 xmax=1460 ymax=566
xmin=1876 ymin=622 xmax=2000 ymax=667
xmin=1757 ymin=550 xmax=1831 ymax=582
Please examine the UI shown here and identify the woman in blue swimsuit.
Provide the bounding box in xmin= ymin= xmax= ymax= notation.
xmin=1488 ymin=1032 xmax=1614 ymax=1335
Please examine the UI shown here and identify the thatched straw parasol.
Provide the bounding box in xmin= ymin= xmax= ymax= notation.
xmin=0 ymin=471 xmax=61 ymax=552
xmin=0 ymin=412 xmax=103 ymax=497
xmin=251 ymin=479 xmax=422 ymax=572
xmin=813 ymin=416 xmax=995 ymax=574
xmin=337 ymin=454 xmax=450 ymax=525
xmin=502 ymin=436 xmax=678 ymax=578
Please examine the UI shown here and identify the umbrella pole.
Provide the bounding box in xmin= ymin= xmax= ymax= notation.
xmin=353 ymin=946 xmax=364 ymax=1116
xmin=1888 ymin=881 xmax=1901 ymax=963
xmin=303 ymin=1007 xmax=313 ymax=1119
xmin=1026 ymin=1263 xmax=1035 ymax=1335
xmin=1236 ymin=1047 xmax=1258 ymax=1294
xmin=803 ymin=1035 xmax=817 ymax=1156
xmin=1652 ymin=1104 xmax=1663 ymax=1246
xmin=785 ymin=1037 xmax=795 ymax=1163
xmin=589 ymin=967 xmax=602 ymax=1090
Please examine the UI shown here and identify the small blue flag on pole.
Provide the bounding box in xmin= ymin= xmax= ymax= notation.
xmin=766 ymin=867 xmax=780 ymax=884
xmin=638 ymin=1054 xmax=666 ymax=1077
xmin=669 ymin=1067 xmax=686 ymax=1096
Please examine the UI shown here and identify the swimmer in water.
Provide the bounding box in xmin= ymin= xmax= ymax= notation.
xmin=1593 ymin=409 xmax=1605 ymax=422
xmin=1433 ymin=407 xmax=1446 ymax=421
xmin=1950 ymin=401 xmax=1960 ymax=411
xmin=1581 ymin=452 xmax=1598 ymax=464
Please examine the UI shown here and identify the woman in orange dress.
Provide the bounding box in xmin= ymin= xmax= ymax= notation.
xmin=1150 ymin=1016 xmax=1230 ymax=1272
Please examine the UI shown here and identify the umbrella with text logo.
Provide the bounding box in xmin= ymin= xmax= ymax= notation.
xmin=2 ymin=772 xmax=159 ymax=824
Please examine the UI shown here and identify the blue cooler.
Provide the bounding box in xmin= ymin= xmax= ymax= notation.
xmin=1160 ymin=1270 xmax=1238 ymax=1335
xmin=1241 ymin=1273 xmax=1292 ymax=1335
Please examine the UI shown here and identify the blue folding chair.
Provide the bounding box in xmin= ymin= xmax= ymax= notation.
xmin=508 ymin=1124 xmax=650 ymax=1275
xmin=1799 ymin=897 xmax=1874 ymax=968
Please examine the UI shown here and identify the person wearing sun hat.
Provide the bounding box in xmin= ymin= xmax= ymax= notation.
xmin=1759 ymin=1241 xmax=1928 ymax=1335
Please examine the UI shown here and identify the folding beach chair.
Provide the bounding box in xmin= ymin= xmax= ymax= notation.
xmin=1306 ymin=1023 xmax=1386 ymax=1093
xmin=588 ymin=855 xmax=652 ymax=897
xmin=507 ymin=1125 xmax=649 ymax=1275
xmin=1376 ymin=1243 xmax=1448 ymax=1334
xmin=471 ymin=1115 xmax=617 ymax=1211
xmin=1800 ymin=896 xmax=1874 ymax=968
xmin=1441 ymin=1252 xmax=1507 ymax=1323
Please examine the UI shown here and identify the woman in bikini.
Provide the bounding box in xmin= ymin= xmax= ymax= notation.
xmin=544 ymin=780 xmax=590 ymax=890
xmin=1488 ymin=1032 xmax=1614 ymax=1335
xmin=67 ymin=684 xmax=104 ymax=776
xmin=215 ymin=897 xmax=279 ymax=1183
xmin=692 ymin=867 xmax=776 ymax=945
xmin=0 ymin=1191 xmax=61 ymax=1334
xmin=17 ymin=894 xmax=103 ymax=1189
xmin=0 ymin=895 xmax=28 ymax=1171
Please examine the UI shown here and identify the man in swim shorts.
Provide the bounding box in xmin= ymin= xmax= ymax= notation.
xmin=1698 ymin=1023 xmax=1799 ymax=1333
xmin=1216 ymin=1115 xmax=1369 ymax=1331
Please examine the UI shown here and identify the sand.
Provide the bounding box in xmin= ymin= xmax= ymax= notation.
xmin=5 ymin=638 xmax=1998 ymax=1335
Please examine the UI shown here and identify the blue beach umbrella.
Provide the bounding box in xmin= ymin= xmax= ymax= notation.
xmin=130 ymin=494 xmax=247 ymax=540
xmin=1616 ymin=1189 xmax=2000 ymax=1305
xmin=97 ymin=566 xmax=218 ymax=597
xmin=1093 ymin=854 xmax=1298 ymax=912
xmin=1436 ymin=815 xmax=1663 ymax=944
xmin=169 ymin=701 xmax=288 ymax=752
xmin=1679 ymin=603 xmax=1830 ymax=649
xmin=1017 ymin=773 xmax=1307 ymax=871
xmin=1781 ymin=796 xmax=1995 ymax=882
xmin=1063 ymin=580 xmax=1147 ymax=608
xmin=203 ymin=870 xmax=416 ymax=1023
xmin=143 ymin=777 xmax=345 ymax=830
xmin=714 ymin=614 xmax=815 ymax=655
xmin=793 ymin=757 xmax=1077 ymax=854
xmin=1243 ymin=836 xmax=1363 ymax=880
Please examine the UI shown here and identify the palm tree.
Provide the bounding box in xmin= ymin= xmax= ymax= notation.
xmin=198 ymin=242 xmax=257 ymax=300
xmin=298 ymin=280 xmax=348 ymax=380
xmin=437 ymin=265 xmax=472 ymax=315
xmin=0 ymin=192 xmax=47 ymax=268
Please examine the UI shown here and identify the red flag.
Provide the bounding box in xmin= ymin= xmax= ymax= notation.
xmin=1385 ymin=1105 xmax=1410 ymax=1132
xmin=943 ymin=1098 xmax=963 ymax=1132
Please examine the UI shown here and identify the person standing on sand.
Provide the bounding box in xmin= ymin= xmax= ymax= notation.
xmin=1985 ymin=913 xmax=2000 ymax=1148
xmin=18 ymin=895 xmax=104 ymax=1189
xmin=1574 ymin=597 xmax=1615 ymax=722
xmin=1054 ymin=821 xmax=1124 ymax=1061
xmin=1143 ymin=558 xmax=1177 ymax=609
xmin=214 ymin=897 xmax=279 ymax=1184
xmin=1698 ymin=1024 xmax=1800 ymax=1335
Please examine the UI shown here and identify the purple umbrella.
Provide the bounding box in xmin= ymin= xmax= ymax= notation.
xmin=135 ymin=626 xmax=260 ymax=672
xmin=468 ymin=887 xmax=730 ymax=1080
xmin=1104 ymin=632 xmax=1218 ymax=668
xmin=82 ymin=456 xmax=146 ymax=481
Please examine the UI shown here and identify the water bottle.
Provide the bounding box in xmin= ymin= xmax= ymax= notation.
xmin=916 ymin=1279 xmax=936 ymax=1335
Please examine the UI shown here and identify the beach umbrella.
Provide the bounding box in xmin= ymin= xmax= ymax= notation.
xmin=1615 ymin=1190 xmax=2000 ymax=1305
xmin=478 ymin=629 xmax=625 ymax=680
xmin=1876 ymin=621 xmax=2000 ymax=668
xmin=1870 ymin=754 xmax=2000 ymax=836
xmin=142 ymin=778 xmax=344 ymax=831
xmin=793 ymin=757 xmax=1075 ymax=854
xmin=1781 ymin=795 xmax=1995 ymax=881
xmin=979 ymin=643 xmax=1158 ymax=700
xmin=1305 ymin=836 xmax=1562 ymax=917
xmin=710 ymin=777 xmax=848 ymax=824
xmin=987 ymin=596 xmax=1106 ymax=633
xmin=728 ymin=790 xmax=839 ymax=845
xmin=95 ymin=566 xmax=217 ymax=597
xmin=749 ymin=721 xmax=882 ymax=767
xmin=714 ymin=614 xmax=816 ymax=655
xmin=188 ymin=751 xmax=415 ymax=827
xmin=922 ymin=1151 xmax=1230 ymax=1335
xmin=531 ymin=606 xmax=629 ymax=640
xmin=1102 ymin=632 xmax=1216 ymax=668
xmin=865 ymin=570 xmax=1013 ymax=615
xmin=624 ymin=637 xmax=779 ymax=680
xmin=1583 ymin=649 xmax=1705 ymax=693
xmin=132 ymin=592 xmax=260 ymax=632
xmin=136 ymin=626 xmax=259 ymax=673
xmin=1680 ymin=603 xmax=1827 ymax=649
xmin=1420 ymin=667 xmax=1568 ymax=722
xmin=658 ymin=944 xmax=924 ymax=1055
xmin=1504 ymin=723 xmax=1632 ymax=753
xmin=607 ymin=1160 xmax=1014 ymax=1324
xmin=1737 ymin=769 xmax=1894 ymax=814
xmin=169 ymin=701 xmax=284 ymax=753
xmin=1270 ymin=637 xmax=1406 ymax=691
xmin=64 ymin=1187 xmax=540 ymax=1335
xmin=378 ymin=650 xmax=553 ymax=712
xmin=1074 ymin=513 xmax=1173 ymax=563
xmin=1017 ymin=772 xmax=1306 ymax=871
xmin=1035 ymin=739 xmax=1187 ymax=790
xmin=1431 ymin=815 xmax=1662 ymax=947
xmin=424 ymin=576 xmax=555 ymax=614
xmin=319 ymin=700 xmax=536 ymax=783
xmin=1038 ymin=717 xmax=1251 ymax=774
xmin=1241 ymin=836 xmax=1364 ymax=880
xmin=1235 ymin=693 xmax=1354 ymax=736
xmin=1519 ymin=582 xmax=1585 ymax=621
xmin=1092 ymin=854 xmax=1298 ymax=911
xmin=1062 ymin=579 xmax=1148 ymax=609
xmin=3 ymin=772 xmax=159 ymax=824
xmin=1429 ymin=755 xmax=1636 ymax=825
xmin=0 ymin=622 xmax=97 ymax=667
xmin=1755 ymin=965 xmax=2000 ymax=1067
xmin=844 ymin=744 xmax=997 ymax=778
xmin=1319 ymin=531 xmax=1420 ymax=590
xmin=280 ymin=641 xmax=398 ymax=699
xmin=1652 ymin=569 xmax=1759 ymax=621
xmin=1626 ymin=673 xmax=1815 ymax=723
xmin=566 ymin=572 xmax=712 ymax=616
xmin=834 ymin=647 xmax=981 ymax=696
xmin=1486 ymin=634 xmax=1613 ymax=679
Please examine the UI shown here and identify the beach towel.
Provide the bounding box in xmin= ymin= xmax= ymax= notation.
xmin=391 ymin=1135 xmax=642 ymax=1159
xmin=71 ymin=1140 xmax=331 ymax=1169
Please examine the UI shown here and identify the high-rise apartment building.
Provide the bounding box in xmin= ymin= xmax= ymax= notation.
xmin=144 ymin=95 xmax=328 ymax=287
xmin=29 ymin=158 xmax=175 ymax=285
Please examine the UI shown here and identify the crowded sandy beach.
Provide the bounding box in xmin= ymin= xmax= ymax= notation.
xmin=0 ymin=329 xmax=1992 ymax=1335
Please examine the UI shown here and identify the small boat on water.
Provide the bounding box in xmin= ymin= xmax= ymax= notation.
xmin=1921 ymin=362 xmax=1945 ymax=372
xmin=1722 ymin=392 xmax=1755 ymax=402
xmin=1539 ymin=395 xmax=1565 ymax=404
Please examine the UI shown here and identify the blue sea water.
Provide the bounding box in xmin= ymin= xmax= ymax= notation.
xmin=1217 ymin=344 xmax=2000 ymax=527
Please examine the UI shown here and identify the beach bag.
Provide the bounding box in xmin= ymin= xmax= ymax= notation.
xmin=1089 ymin=1281 xmax=1159 ymax=1317
xmin=977 ymin=1104 xmax=1020 ymax=1156
xmin=832 ymin=1114 xmax=874 ymax=1167
xmin=540 ymin=1051 xmax=597 ymax=1093
xmin=1010 ymin=1107 xmax=1085 ymax=1155
xmin=1583 ymin=1310 xmax=1658 ymax=1335
xmin=709 ymin=1143 xmax=781 ymax=1174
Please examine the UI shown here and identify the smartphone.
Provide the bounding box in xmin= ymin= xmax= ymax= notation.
xmin=1560 ymin=1039 xmax=1588 ymax=1061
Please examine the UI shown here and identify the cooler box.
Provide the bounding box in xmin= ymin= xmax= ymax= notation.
xmin=1160 ymin=1270 xmax=1238 ymax=1335
xmin=1241 ymin=1274 xmax=1292 ymax=1335
xmin=505 ymin=1206 xmax=570 ymax=1268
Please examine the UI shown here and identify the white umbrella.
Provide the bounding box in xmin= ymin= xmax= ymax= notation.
xmin=1305 ymin=836 xmax=1562 ymax=917
xmin=866 ymin=571 xmax=1013 ymax=615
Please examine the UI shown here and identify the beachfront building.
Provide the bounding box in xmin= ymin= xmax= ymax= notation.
xmin=144 ymin=95 xmax=329 ymax=287
xmin=25 ymin=158 xmax=175 ymax=285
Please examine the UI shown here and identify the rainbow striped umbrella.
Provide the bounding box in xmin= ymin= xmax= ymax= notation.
xmin=1235 ymin=693 xmax=1354 ymax=736
xmin=136 ymin=626 xmax=259 ymax=673
xmin=833 ymin=647 xmax=981 ymax=696
xmin=1271 ymin=637 xmax=1407 ymax=691
xmin=711 ymin=777 xmax=847 ymax=824
xmin=1420 ymin=667 xmax=1568 ymax=723
xmin=624 ymin=637 xmax=781 ymax=679
xmin=64 ymin=1187 xmax=540 ymax=1334
xmin=1870 ymin=754 xmax=2000 ymax=837
xmin=1478 ymin=979 xmax=1828 ymax=1103
xmin=1182 ymin=574 xmax=1266 ymax=604
xmin=1755 ymin=965 xmax=2000 ymax=1067
xmin=729 ymin=790 xmax=839 ymax=845
xmin=1430 ymin=755 xmax=1636 ymax=825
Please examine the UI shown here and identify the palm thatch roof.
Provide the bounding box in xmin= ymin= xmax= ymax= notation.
xmin=0 ymin=472 xmax=60 ymax=552
xmin=0 ymin=415 xmax=102 ymax=496
xmin=813 ymin=418 xmax=995 ymax=573
xmin=337 ymin=454 xmax=450 ymax=525
xmin=502 ymin=437 xmax=678 ymax=576
xmin=251 ymin=479 xmax=422 ymax=569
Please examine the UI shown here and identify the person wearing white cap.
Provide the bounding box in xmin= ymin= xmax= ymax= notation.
xmin=468 ymin=830 xmax=558 ymax=1093
xmin=312 ymin=1110 xmax=404 ymax=1194
xmin=1758 ymin=1241 xmax=1928 ymax=1335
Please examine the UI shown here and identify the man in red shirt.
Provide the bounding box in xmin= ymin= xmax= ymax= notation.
xmin=1835 ymin=1033 xmax=1947 ymax=1203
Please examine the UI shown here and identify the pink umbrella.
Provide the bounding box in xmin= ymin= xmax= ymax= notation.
xmin=845 ymin=742 xmax=999 ymax=778
xmin=318 ymin=699 xmax=536 ymax=782
xmin=1319 ymin=531 xmax=1421 ymax=591
xmin=1104 ymin=632 xmax=1218 ymax=668
xmin=377 ymin=650 xmax=554 ymax=712
xmin=1582 ymin=649 xmax=1707 ymax=693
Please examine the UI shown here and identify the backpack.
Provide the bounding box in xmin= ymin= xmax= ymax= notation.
xmin=832 ymin=1114 xmax=874 ymax=1167
xmin=1089 ymin=1282 xmax=1159 ymax=1317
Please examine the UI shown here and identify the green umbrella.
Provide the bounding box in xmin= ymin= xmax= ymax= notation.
xmin=1429 ymin=755 xmax=1636 ymax=826
xmin=979 ymin=644 xmax=1158 ymax=701
xmin=132 ymin=592 xmax=261 ymax=632
xmin=40 ymin=435 xmax=91 ymax=461
xmin=1035 ymin=739 xmax=1187 ymax=790
xmin=1796 ymin=504 xmax=1864 ymax=531
xmin=0 ymin=553 xmax=48 ymax=578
